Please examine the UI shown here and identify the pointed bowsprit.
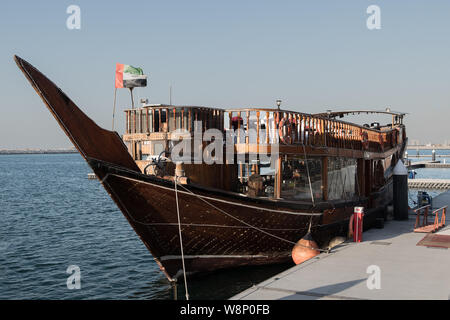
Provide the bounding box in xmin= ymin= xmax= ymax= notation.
xmin=14 ymin=55 xmax=139 ymax=172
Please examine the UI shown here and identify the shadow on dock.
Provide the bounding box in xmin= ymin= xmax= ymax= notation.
xmin=278 ymin=278 xmax=366 ymax=300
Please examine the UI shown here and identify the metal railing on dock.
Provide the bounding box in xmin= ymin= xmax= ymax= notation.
xmin=414 ymin=205 xmax=446 ymax=233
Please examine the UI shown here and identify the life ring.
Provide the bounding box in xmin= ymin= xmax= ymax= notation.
xmin=361 ymin=131 xmax=369 ymax=150
xmin=279 ymin=117 xmax=292 ymax=144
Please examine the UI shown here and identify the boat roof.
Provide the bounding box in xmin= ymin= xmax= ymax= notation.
xmin=127 ymin=104 xmax=407 ymax=120
xmin=313 ymin=110 xmax=406 ymax=118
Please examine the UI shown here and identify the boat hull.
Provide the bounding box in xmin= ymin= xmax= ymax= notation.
xmin=92 ymin=161 xmax=387 ymax=280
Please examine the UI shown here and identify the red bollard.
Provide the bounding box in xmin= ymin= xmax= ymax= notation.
xmin=353 ymin=207 xmax=364 ymax=242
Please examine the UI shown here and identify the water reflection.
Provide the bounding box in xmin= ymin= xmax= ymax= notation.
xmin=130 ymin=263 xmax=293 ymax=300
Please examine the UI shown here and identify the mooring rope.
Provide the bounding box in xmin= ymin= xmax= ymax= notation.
xmin=103 ymin=171 xmax=328 ymax=255
xmin=174 ymin=177 xmax=190 ymax=300
xmin=301 ymin=144 xmax=316 ymax=206
xmin=177 ymin=183 xmax=329 ymax=253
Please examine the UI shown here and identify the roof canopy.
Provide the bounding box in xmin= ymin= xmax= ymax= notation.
xmin=313 ymin=110 xmax=406 ymax=118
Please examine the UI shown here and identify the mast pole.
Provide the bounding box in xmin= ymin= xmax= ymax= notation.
xmin=130 ymin=87 xmax=135 ymax=109
xmin=112 ymin=87 xmax=117 ymax=130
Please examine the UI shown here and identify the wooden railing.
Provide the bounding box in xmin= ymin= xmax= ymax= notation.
xmin=226 ymin=108 xmax=402 ymax=152
xmin=124 ymin=106 xmax=224 ymax=135
xmin=124 ymin=106 xmax=403 ymax=153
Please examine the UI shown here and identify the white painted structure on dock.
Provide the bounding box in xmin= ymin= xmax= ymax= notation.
xmin=408 ymin=179 xmax=450 ymax=189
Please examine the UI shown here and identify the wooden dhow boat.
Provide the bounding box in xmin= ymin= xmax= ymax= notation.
xmin=15 ymin=55 xmax=407 ymax=281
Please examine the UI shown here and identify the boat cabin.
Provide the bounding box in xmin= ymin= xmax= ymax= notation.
xmin=122 ymin=104 xmax=406 ymax=204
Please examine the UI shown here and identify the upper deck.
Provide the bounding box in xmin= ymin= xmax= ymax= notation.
xmin=122 ymin=104 xmax=406 ymax=158
xmin=121 ymin=104 xmax=406 ymax=199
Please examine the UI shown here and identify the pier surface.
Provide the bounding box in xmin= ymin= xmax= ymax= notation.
xmin=231 ymin=192 xmax=450 ymax=300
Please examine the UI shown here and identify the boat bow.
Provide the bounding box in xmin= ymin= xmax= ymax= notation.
xmin=14 ymin=55 xmax=139 ymax=172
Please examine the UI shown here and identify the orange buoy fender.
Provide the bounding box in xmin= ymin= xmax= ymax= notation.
xmin=291 ymin=232 xmax=320 ymax=265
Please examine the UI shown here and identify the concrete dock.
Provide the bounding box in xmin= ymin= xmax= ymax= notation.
xmin=231 ymin=192 xmax=450 ymax=300
xmin=407 ymin=160 xmax=450 ymax=169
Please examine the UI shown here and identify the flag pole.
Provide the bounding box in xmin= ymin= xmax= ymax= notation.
xmin=112 ymin=87 xmax=117 ymax=130
xmin=130 ymin=87 xmax=135 ymax=109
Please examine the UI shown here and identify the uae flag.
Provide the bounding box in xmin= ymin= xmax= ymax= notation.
xmin=115 ymin=63 xmax=147 ymax=88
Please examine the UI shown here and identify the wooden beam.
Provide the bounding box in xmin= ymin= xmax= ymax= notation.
xmin=275 ymin=156 xmax=282 ymax=199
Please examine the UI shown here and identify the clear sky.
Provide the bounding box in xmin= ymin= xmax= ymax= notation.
xmin=1 ymin=0 xmax=449 ymax=148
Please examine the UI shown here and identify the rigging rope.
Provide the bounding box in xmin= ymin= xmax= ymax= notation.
xmin=102 ymin=171 xmax=330 ymax=255
xmin=174 ymin=176 xmax=189 ymax=300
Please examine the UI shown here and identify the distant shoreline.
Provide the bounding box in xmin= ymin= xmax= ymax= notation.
xmin=406 ymin=146 xmax=450 ymax=150
xmin=0 ymin=149 xmax=77 ymax=155
xmin=1 ymin=146 xmax=448 ymax=154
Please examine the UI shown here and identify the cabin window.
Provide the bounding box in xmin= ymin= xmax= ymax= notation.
xmin=327 ymin=157 xmax=357 ymax=200
xmin=281 ymin=157 xmax=323 ymax=201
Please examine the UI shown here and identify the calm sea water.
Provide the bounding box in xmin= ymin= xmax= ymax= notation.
xmin=1 ymin=151 xmax=447 ymax=299
xmin=0 ymin=153 xmax=290 ymax=300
